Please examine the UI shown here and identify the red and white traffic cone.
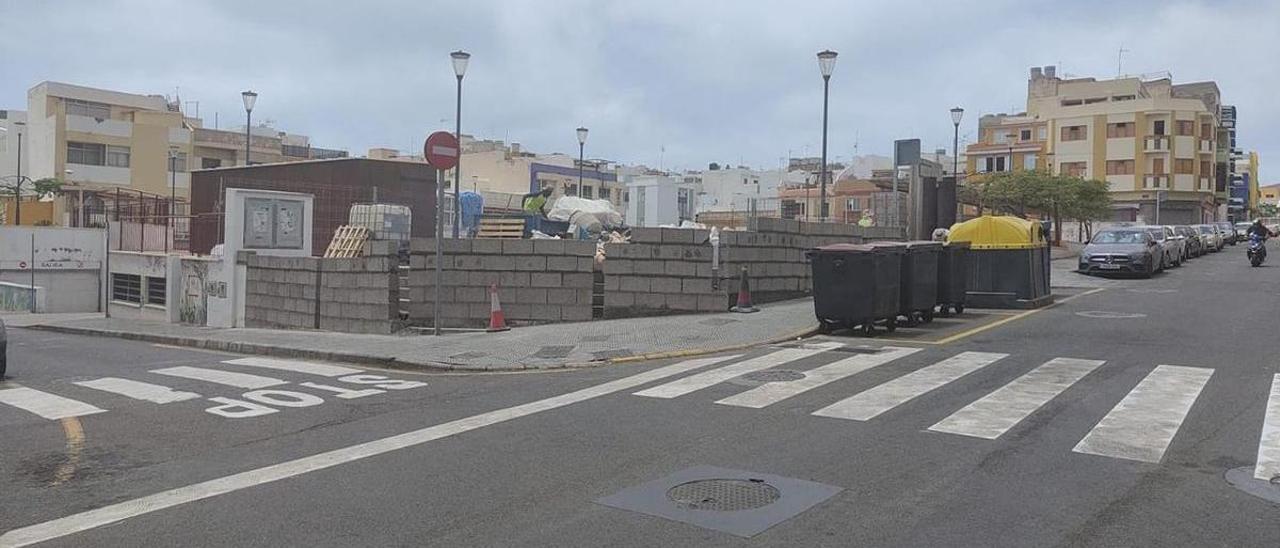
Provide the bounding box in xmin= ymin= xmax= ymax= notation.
xmin=486 ymin=283 xmax=510 ymax=332
xmin=730 ymin=267 xmax=759 ymax=313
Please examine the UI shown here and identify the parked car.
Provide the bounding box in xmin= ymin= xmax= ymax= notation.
xmin=1078 ymin=228 xmax=1162 ymax=277
xmin=0 ymin=318 xmax=7 ymax=379
xmin=1175 ymin=225 xmax=1203 ymax=258
xmin=1217 ymin=221 xmax=1239 ymax=245
xmin=1132 ymin=225 xmax=1181 ymax=268
xmin=1237 ymin=222 xmax=1253 ymax=240
xmin=1196 ymin=224 xmax=1223 ymax=252
xmin=1162 ymin=225 xmax=1189 ymax=264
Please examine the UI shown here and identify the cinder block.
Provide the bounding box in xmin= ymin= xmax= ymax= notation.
xmin=577 ymin=288 xmax=593 ymax=304
xmin=605 ymin=291 xmax=635 ymax=307
xmin=604 ymin=275 xmax=620 ymax=291
xmin=517 ymin=288 xmax=548 ymax=304
xmin=562 ymin=272 xmax=593 ymax=287
xmin=499 ymin=271 xmax=530 ymax=288
xmin=502 ymin=239 xmax=534 ymax=254
xmin=603 ymin=259 xmax=633 ymax=275
xmin=635 ymin=293 xmax=666 ymax=309
xmin=503 ymin=303 xmax=532 ymax=320
xmin=456 ymin=286 xmax=487 ymax=303
xmin=691 ymin=229 xmax=711 ymax=244
xmin=620 ymin=277 xmax=650 ymax=292
xmin=664 ymin=261 xmax=697 ymax=277
xmin=563 ymin=241 xmax=597 ymax=257
xmin=471 ymin=238 xmax=504 ymax=254
xmin=630 ymin=228 xmax=663 ymax=243
xmin=463 ymin=271 xmax=500 ymax=286
xmin=634 ymin=260 xmax=666 ymax=275
xmin=547 ymin=288 xmax=577 ymax=304
xmin=661 ymin=228 xmax=694 ymax=243
xmin=453 ymin=254 xmax=484 ymax=269
xmin=561 ymin=306 xmax=592 ymax=322
xmin=579 ymin=257 xmax=597 ymax=271
xmin=530 ymin=272 xmax=562 ymax=287
xmin=363 ymin=239 xmax=397 ymax=257
xmin=698 ymin=293 xmax=727 ymax=312
xmin=682 ymin=278 xmax=712 ymax=294
xmin=651 ymin=277 xmax=682 ymax=293
xmin=530 ymin=304 xmax=561 ymax=321
xmin=532 ymin=240 xmax=566 ymax=255
xmin=547 ymin=256 xmax=579 ymax=272
xmin=470 ymin=302 xmax=495 ymax=319
xmin=515 ymin=256 xmax=548 ymax=271
xmin=480 ymin=255 xmax=516 ymax=271
xmin=668 ymin=295 xmax=698 ymax=311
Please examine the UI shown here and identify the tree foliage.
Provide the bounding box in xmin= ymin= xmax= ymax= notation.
xmin=1 ymin=177 xmax=64 ymax=198
xmin=959 ymin=171 xmax=1111 ymax=243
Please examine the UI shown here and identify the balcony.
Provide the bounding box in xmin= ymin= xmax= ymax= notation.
xmin=1143 ymin=174 xmax=1169 ymax=189
xmin=1199 ymin=177 xmax=1212 ymax=191
xmin=1144 ymin=136 xmax=1170 ymax=152
xmin=1199 ymin=139 xmax=1213 ymax=153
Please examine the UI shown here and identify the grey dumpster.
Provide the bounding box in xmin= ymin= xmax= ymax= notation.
xmin=807 ymin=243 xmax=904 ymax=335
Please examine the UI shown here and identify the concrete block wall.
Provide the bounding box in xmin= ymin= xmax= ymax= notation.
xmin=243 ymin=240 xmax=400 ymax=334
xmin=602 ymin=219 xmax=905 ymax=318
xmin=407 ymin=238 xmax=596 ymax=328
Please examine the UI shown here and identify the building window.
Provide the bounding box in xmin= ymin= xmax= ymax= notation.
xmin=1024 ymin=154 xmax=1038 ymax=170
xmin=146 ymin=277 xmax=166 ymax=306
xmin=1020 ymin=129 xmax=1032 ymax=141
xmin=1060 ymin=125 xmax=1087 ymax=141
xmin=1106 ymin=123 xmax=1135 ymax=138
xmin=67 ymin=141 xmax=106 ymax=165
xmin=1037 ymin=127 xmax=1047 ymax=140
xmin=983 ymin=156 xmax=1007 ymax=173
xmin=581 ymin=186 xmax=593 ymax=199
xmin=201 ymin=157 xmax=222 ymax=169
xmin=1060 ymin=162 xmax=1087 ymax=177
xmin=566 ymin=184 xmax=578 ymax=196
xmin=1200 ymin=162 xmax=1212 ymax=178
xmin=1175 ymin=159 xmax=1195 ymax=174
xmin=1084 ymin=97 xmax=1106 ymax=105
xmin=1105 ymin=160 xmax=1135 ymax=175
xmin=171 ymin=152 xmax=188 ymax=172
xmin=598 ymin=187 xmax=610 ymax=200
xmin=65 ymin=99 xmax=111 ymax=119
xmin=106 ymin=145 xmax=131 ymax=168
xmin=1153 ymin=120 xmax=1166 ymax=136
xmin=847 ymin=197 xmax=861 ymax=210
xmin=1112 ymin=95 xmax=1135 ymax=101
xmin=1061 ymin=99 xmax=1083 ymax=107
xmin=1175 ymin=121 xmax=1195 ymax=136
xmin=1200 ymin=123 xmax=1212 ymax=137
xmin=111 ymin=273 xmax=142 ymax=304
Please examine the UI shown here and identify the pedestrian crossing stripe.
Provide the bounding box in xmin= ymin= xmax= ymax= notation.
xmin=929 ymin=357 xmax=1105 ymax=439
xmin=1073 ymin=365 xmax=1213 ymax=463
xmin=1256 ymin=374 xmax=1280 ymax=481
xmin=150 ymin=366 xmax=288 ymax=389
xmin=812 ymin=351 xmax=1008 ymax=421
xmin=73 ymin=378 xmax=202 ymax=404
xmin=222 ymin=357 xmax=363 ymax=378
xmin=715 ymin=346 xmax=920 ymax=409
xmin=633 ymin=342 xmax=842 ymax=399
xmin=0 ymin=387 xmax=107 ymax=420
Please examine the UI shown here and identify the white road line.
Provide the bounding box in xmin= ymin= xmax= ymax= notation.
xmin=929 ymin=357 xmax=1105 ymax=439
xmin=633 ymin=342 xmax=843 ymax=399
xmin=715 ymin=346 xmax=921 ymax=409
xmin=0 ymin=387 xmax=106 ymax=420
xmin=1073 ymin=365 xmax=1213 ymax=463
xmin=222 ymin=357 xmax=362 ymax=378
xmin=73 ymin=378 xmax=202 ymax=404
xmin=1254 ymin=374 xmax=1280 ymax=481
xmin=812 ymin=351 xmax=1008 ymax=421
xmin=0 ymin=356 xmax=726 ymax=548
xmin=150 ymin=366 xmax=286 ymax=389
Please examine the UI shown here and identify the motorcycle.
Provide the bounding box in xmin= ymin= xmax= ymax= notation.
xmin=1248 ymin=234 xmax=1267 ymax=267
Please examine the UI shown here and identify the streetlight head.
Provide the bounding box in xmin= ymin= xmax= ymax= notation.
xmin=576 ymin=127 xmax=589 ymax=145
xmin=241 ymin=90 xmax=258 ymax=113
xmin=451 ymin=50 xmax=471 ymax=77
xmin=950 ymin=107 xmax=964 ymax=125
xmin=817 ymin=50 xmax=838 ymax=77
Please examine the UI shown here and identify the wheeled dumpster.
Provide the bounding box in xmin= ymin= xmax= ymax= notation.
xmin=936 ymin=241 xmax=971 ymax=316
xmin=947 ymin=216 xmax=1053 ymax=309
xmin=807 ymin=243 xmax=904 ymax=335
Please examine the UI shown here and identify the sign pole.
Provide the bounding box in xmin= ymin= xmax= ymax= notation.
xmin=434 ymin=168 xmax=444 ymax=336
xmin=423 ymin=130 xmax=460 ymax=337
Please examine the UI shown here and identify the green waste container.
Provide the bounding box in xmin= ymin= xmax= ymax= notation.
xmin=807 ymin=243 xmax=904 ymax=335
xmin=936 ymin=241 xmax=970 ymax=315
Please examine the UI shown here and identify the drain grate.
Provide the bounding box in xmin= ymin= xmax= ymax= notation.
xmin=532 ymin=345 xmax=576 ymax=359
xmin=666 ymin=479 xmax=781 ymax=511
xmin=741 ymin=370 xmax=806 ymax=383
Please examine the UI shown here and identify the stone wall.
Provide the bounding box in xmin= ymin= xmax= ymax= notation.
xmin=602 ymin=218 xmax=904 ymax=318
xmin=407 ymin=238 xmax=596 ymax=328
xmin=242 ymin=241 xmax=400 ymax=334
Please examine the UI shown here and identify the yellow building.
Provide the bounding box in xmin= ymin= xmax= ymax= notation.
xmin=967 ymin=66 xmax=1223 ymax=224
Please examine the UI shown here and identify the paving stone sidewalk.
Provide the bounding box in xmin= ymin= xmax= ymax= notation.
xmin=4 ymin=300 xmax=818 ymax=371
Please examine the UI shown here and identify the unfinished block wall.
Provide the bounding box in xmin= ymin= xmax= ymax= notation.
xmin=242 ymin=241 xmax=400 ymax=334
xmin=406 ymin=238 xmax=596 ymax=328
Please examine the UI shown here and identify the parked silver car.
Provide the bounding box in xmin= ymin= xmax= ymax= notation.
xmin=1216 ymin=221 xmax=1239 ymax=246
xmin=1079 ymin=228 xmax=1162 ymax=277
xmin=1175 ymin=225 xmax=1203 ymax=258
xmin=1196 ymin=224 xmax=1223 ymax=252
xmin=1131 ymin=225 xmax=1180 ymax=268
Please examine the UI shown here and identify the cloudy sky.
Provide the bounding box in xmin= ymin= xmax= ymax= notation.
xmin=3 ymin=0 xmax=1277 ymax=177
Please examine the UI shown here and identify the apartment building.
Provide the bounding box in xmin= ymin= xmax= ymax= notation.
xmin=10 ymin=81 xmax=345 ymax=226
xmin=966 ymin=67 xmax=1225 ymax=224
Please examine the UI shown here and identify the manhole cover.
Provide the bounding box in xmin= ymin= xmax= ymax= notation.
xmin=666 ymin=479 xmax=781 ymax=511
xmin=1075 ymin=311 xmax=1147 ymax=319
xmin=741 ymin=370 xmax=806 ymax=383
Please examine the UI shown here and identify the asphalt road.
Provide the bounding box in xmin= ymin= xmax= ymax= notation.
xmin=2 ymin=247 xmax=1278 ymax=547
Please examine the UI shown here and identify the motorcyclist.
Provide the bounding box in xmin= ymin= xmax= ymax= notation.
xmin=1246 ymin=219 xmax=1277 ymax=240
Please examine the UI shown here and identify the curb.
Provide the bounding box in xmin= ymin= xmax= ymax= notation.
xmin=26 ymin=321 xmax=822 ymax=372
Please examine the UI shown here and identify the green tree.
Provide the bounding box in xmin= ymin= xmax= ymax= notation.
xmin=1258 ymin=202 xmax=1278 ymax=218
xmin=959 ymin=171 xmax=1109 ymax=244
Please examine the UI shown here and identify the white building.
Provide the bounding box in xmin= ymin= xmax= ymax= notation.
xmin=696 ymin=167 xmax=783 ymax=216
xmin=0 ymin=110 xmax=28 ymax=186
xmin=626 ymin=175 xmax=699 ymax=227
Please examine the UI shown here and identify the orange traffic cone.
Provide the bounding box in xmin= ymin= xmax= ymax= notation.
xmin=730 ymin=267 xmax=759 ymax=313
xmin=487 ymin=283 xmax=510 ymax=332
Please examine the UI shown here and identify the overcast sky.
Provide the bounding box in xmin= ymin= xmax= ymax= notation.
xmin=3 ymin=0 xmax=1277 ymax=177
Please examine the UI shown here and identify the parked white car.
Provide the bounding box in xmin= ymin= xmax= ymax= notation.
xmin=1195 ymin=224 xmax=1222 ymax=251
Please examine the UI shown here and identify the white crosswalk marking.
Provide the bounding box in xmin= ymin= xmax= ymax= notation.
xmin=1073 ymin=365 xmax=1213 ymax=463
xmin=929 ymin=357 xmax=1105 ymax=439
xmin=1253 ymin=374 xmax=1280 ymax=481
xmin=0 ymin=387 xmax=106 ymax=420
xmin=715 ymin=346 xmax=921 ymax=408
xmin=812 ymin=351 xmax=1008 ymax=421
xmin=73 ymin=378 xmax=202 ymax=404
xmin=633 ymin=343 xmax=844 ymax=399
xmin=222 ymin=357 xmax=362 ymax=377
xmin=151 ymin=366 xmax=287 ymax=389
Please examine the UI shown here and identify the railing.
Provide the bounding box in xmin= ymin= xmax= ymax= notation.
xmin=1199 ymin=139 xmax=1213 ymax=153
xmin=1144 ymin=174 xmax=1170 ymax=188
xmin=1144 ymin=136 xmax=1170 ymax=152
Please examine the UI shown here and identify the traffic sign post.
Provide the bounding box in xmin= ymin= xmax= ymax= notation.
xmin=424 ymin=131 xmax=460 ymax=336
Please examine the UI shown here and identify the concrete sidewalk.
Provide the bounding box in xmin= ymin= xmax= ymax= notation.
xmin=3 ymin=300 xmax=818 ymax=372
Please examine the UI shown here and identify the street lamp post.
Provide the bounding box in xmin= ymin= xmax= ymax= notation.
xmin=168 ymin=148 xmax=179 ymax=253
xmin=816 ymin=50 xmax=838 ymax=222
xmin=576 ymin=127 xmax=589 ymax=193
xmin=241 ymin=91 xmax=257 ymax=166
xmin=950 ymin=107 xmax=964 ymax=181
xmin=1 ymin=123 xmax=28 ymax=225
xmin=451 ymin=50 xmax=470 ymax=238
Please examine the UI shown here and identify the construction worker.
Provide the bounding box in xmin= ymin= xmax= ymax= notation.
xmin=522 ymin=187 xmax=554 ymax=216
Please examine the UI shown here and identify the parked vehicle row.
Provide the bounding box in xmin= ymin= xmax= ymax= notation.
xmin=1078 ymin=222 xmax=1237 ymax=278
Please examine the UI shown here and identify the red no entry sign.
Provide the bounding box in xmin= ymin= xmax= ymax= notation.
xmin=424 ymin=131 xmax=460 ymax=170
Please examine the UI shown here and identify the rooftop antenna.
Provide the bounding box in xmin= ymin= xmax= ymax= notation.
xmin=1117 ymin=45 xmax=1130 ymax=77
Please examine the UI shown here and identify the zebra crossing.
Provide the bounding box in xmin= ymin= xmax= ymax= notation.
xmin=0 ymin=357 xmax=427 ymax=423
xmin=633 ymin=344 xmax=1280 ymax=478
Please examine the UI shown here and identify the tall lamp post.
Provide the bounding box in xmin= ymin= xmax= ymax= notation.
xmin=816 ymin=50 xmax=838 ymax=222
xmin=167 ymin=148 xmax=177 ymax=253
xmin=576 ymin=127 xmax=589 ymax=193
xmin=1 ymin=123 xmax=28 ymax=225
xmin=949 ymin=107 xmax=963 ymax=181
xmin=450 ymin=50 xmax=470 ymax=238
xmin=241 ymin=91 xmax=257 ymax=165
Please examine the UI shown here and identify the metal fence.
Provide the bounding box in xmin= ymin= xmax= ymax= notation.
xmin=67 ymin=188 xmax=190 ymax=252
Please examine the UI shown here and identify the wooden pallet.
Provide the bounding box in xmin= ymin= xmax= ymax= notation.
xmin=324 ymin=225 xmax=371 ymax=258
xmin=476 ymin=217 xmax=526 ymax=239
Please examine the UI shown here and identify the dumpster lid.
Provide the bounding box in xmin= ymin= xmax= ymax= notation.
xmin=903 ymin=240 xmax=944 ymax=249
xmin=947 ymin=215 xmax=1046 ymax=249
